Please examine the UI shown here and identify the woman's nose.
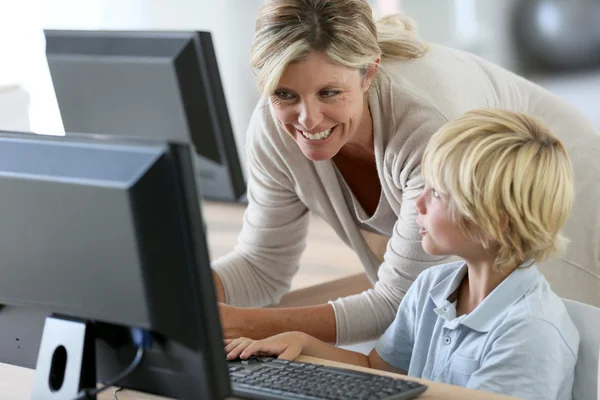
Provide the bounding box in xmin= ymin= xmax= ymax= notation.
xmin=298 ymin=101 xmax=323 ymax=131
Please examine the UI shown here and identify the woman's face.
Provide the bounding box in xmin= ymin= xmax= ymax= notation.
xmin=270 ymin=51 xmax=374 ymax=161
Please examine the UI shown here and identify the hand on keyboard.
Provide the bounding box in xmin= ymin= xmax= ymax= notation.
xmin=224 ymin=331 xmax=307 ymax=361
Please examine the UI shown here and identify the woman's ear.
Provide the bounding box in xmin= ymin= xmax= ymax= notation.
xmin=362 ymin=58 xmax=380 ymax=91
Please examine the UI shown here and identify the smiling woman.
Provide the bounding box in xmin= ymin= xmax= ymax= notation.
xmin=211 ymin=0 xmax=600 ymax=347
xmin=270 ymin=51 xmax=376 ymax=162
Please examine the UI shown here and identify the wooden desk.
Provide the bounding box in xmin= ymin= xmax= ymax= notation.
xmin=0 ymin=357 xmax=516 ymax=400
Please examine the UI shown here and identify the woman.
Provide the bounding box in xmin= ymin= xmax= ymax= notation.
xmin=212 ymin=0 xmax=600 ymax=345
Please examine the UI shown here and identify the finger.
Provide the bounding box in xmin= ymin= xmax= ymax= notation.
xmin=240 ymin=340 xmax=286 ymax=359
xmin=227 ymin=338 xmax=255 ymax=360
xmin=224 ymin=337 xmax=247 ymax=354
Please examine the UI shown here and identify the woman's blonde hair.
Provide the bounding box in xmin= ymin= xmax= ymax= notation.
xmin=422 ymin=109 xmax=574 ymax=270
xmin=250 ymin=0 xmax=428 ymax=95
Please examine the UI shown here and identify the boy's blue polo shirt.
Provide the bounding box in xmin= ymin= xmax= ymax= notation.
xmin=375 ymin=261 xmax=579 ymax=400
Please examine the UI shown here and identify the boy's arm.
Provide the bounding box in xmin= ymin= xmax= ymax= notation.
xmin=224 ymin=331 xmax=407 ymax=375
xmin=299 ymin=334 xmax=407 ymax=374
xmin=367 ymin=349 xmax=408 ymax=375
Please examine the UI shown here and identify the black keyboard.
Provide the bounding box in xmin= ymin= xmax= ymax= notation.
xmin=228 ymin=356 xmax=427 ymax=400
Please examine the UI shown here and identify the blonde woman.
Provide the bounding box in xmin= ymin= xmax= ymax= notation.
xmin=213 ymin=0 xmax=600 ymax=344
xmin=225 ymin=109 xmax=579 ymax=400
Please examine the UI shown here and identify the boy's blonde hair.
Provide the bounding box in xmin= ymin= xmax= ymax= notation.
xmin=422 ymin=109 xmax=574 ymax=270
xmin=250 ymin=0 xmax=428 ymax=95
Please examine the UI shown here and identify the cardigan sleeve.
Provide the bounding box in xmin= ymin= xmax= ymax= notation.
xmin=212 ymin=104 xmax=310 ymax=307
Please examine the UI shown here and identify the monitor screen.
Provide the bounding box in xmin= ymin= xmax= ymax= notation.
xmin=44 ymin=29 xmax=246 ymax=203
xmin=0 ymin=130 xmax=230 ymax=399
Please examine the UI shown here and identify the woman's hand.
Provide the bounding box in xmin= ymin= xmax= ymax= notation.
xmin=224 ymin=332 xmax=308 ymax=361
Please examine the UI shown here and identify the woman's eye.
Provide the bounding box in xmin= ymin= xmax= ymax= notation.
xmin=320 ymin=90 xmax=340 ymax=98
xmin=274 ymin=91 xmax=294 ymax=100
xmin=431 ymin=189 xmax=440 ymax=198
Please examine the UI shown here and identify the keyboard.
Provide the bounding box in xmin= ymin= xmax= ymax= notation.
xmin=228 ymin=356 xmax=427 ymax=400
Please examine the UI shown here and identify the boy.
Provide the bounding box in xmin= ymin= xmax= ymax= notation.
xmin=224 ymin=109 xmax=579 ymax=400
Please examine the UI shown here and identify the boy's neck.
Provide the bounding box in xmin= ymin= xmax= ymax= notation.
xmin=455 ymin=259 xmax=517 ymax=317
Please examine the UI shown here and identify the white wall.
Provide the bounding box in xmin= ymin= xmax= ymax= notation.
xmin=36 ymin=0 xmax=263 ymax=172
xmin=0 ymin=0 xmax=61 ymax=134
xmin=397 ymin=0 xmax=521 ymax=70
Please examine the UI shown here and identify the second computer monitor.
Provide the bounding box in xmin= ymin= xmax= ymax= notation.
xmin=44 ymin=29 xmax=246 ymax=203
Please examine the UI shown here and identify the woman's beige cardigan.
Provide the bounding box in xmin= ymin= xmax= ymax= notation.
xmin=213 ymin=44 xmax=600 ymax=344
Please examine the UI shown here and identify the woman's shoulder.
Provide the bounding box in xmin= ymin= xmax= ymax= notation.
xmin=379 ymin=44 xmax=553 ymax=118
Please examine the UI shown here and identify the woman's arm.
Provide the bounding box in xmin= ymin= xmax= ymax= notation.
xmin=213 ymin=270 xmax=225 ymax=303
xmin=218 ymin=303 xmax=337 ymax=343
xmin=212 ymin=103 xmax=310 ymax=308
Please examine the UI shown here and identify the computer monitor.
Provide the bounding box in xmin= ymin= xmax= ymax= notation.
xmin=0 ymin=130 xmax=231 ymax=399
xmin=44 ymin=29 xmax=247 ymax=203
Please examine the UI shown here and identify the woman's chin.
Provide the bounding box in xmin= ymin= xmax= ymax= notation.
xmin=301 ymin=149 xmax=335 ymax=161
xmin=297 ymin=141 xmax=338 ymax=161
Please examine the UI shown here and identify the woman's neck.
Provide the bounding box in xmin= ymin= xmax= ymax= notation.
xmin=337 ymin=92 xmax=374 ymax=160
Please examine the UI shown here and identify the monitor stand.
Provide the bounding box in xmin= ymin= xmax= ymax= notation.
xmin=31 ymin=316 xmax=97 ymax=400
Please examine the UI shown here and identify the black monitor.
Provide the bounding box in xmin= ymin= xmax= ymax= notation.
xmin=0 ymin=130 xmax=231 ymax=399
xmin=44 ymin=29 xmax=247 ymax=203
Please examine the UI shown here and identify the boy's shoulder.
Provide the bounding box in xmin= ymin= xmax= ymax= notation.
xmin=497 ymin=273 xmax=579 ymax=358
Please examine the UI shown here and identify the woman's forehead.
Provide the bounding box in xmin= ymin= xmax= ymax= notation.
xmin=277 ymin=52 xmax=360 ymax=89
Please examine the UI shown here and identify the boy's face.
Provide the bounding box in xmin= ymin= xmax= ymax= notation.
xmin=415 ymin=186 xmax=474 ymax=258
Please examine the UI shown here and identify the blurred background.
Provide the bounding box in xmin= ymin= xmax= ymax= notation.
xmin=1 ymin=0 xmax=599 ymax=172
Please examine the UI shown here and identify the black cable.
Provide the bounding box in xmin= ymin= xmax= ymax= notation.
xmin=113 ymin=387 xmax=124 ymax=399
xmin=73 ymin=346 xmax=144 ymax=400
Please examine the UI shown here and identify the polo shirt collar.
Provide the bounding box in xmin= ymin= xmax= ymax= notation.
xmin=429 ymin=263 xmax=468 ymax=309
xmin=429 ymin=261 xmax=543 ymax=333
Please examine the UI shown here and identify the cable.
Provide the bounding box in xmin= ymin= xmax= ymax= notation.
xmin=74 ymin=346 xmax=144 ymax=399
xmin=113 ymin=387 xmax=124 ymax=399
xmin=73 ymin=346 xmax=144 ymax=400
xmin=73 ymin=327 xmax=151 ymax=400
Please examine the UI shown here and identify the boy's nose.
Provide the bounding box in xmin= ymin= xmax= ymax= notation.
xmin=415 ymin=191 xmax=426 ymax=214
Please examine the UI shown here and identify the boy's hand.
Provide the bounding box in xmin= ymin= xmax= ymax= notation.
xmin=224 ymin=331 xmax=307 ymax=361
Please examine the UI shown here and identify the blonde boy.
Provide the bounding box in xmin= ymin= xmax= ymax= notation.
xmin=225 ymin=109 xmax=579 ymax=400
